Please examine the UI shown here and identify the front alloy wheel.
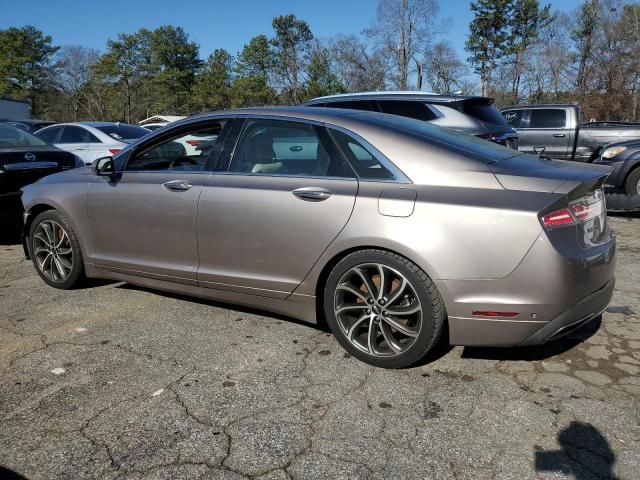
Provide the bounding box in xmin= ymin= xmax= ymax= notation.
xmin=30 ymin=210 xmax=85 ymax=289
xmin=33 ymin=220 xmax=73 ymax=283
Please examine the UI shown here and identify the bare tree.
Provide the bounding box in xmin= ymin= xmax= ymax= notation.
xmin=424 ymin=41 xmax=470 ymax=93
xmin=52 ymin=45 xmax=100 ymax=120
xmin=330 ymin=35 xmax=390 ymax=92
xmin=366 ymin=0 xmax=439 ymax=90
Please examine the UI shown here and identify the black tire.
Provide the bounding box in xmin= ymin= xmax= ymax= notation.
xmin=624 ymin=167 xmax=640 ymax=196
xmin=323 ymin=249 xmax=446 ymax=368
xmin=29 ymin=210 xmax=86 ymax=289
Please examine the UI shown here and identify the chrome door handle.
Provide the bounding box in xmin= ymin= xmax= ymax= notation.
xmin=553 ymin=133 xmax=566 ymax=138
xmin=292 ymin=187 xmax=331 ymax=201
xmin=163 ymin=180 xmax=192 ymax=192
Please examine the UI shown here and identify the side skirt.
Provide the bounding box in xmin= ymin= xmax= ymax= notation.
xmin=85 ymin=264 xmax=318 ymax=324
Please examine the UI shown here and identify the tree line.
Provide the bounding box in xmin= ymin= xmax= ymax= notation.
xmin=1 ymin=0 xmax=639 ymax=123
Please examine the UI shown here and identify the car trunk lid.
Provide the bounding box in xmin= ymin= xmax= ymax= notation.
xmin=489 ymin=153 xmax=612 ymax=248
xmin=0 ymin=147 xmax=76 ymax=194
xmin=488 ymin=153 xmax=611 ymax=193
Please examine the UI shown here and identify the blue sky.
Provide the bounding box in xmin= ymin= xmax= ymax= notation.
xmin=2 ymin=0 xmax=584 ymax=61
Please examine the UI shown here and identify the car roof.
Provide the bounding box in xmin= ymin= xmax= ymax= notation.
xmin=187 ymin=106 xmax=363 ymax=124
xmin=304 ymin=91 xmax=490 ymax=104
xmin=80 ymin=121 xmax=139 ymax=127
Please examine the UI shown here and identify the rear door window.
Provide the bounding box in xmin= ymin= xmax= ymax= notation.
xmin=229 ymin=119 xmax=353 ymax=177
xmin=502 ymin=110 xmax=526 ymax=128
xmin=528 ymin=109 xmax=567 ymax=129
xmin=59 ymin=126 xmax=100 ymax=144
xmin=378 ymin=100 xmax=437 ymax=121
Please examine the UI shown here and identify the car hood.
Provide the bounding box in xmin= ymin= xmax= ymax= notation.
xmin=489 ymin=153 xmax=612 ymax=193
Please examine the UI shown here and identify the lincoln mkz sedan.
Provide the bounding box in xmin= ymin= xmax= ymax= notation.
xmin=20 ymin=107 xmax=615 ymax=368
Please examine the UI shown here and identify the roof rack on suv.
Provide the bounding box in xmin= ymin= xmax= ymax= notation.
xmin=309 ymin=91 xmax=437 ymax=101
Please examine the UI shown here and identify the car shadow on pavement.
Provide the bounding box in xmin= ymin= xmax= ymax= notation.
xmin=0 ymin=466 xmax=29 ymax=479
xmin=117 ymin=283 xmax=457 ymax=365
xmin=460 ymin=315 xmax=602 ymax=362
xmin=535 ymin=421 xmax=618 ymax=479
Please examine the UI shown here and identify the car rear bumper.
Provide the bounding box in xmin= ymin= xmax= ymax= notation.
xmin=517 ymin=279 xmax=613 ymax=345
xmin=440 ymin=230 xmax=616 ymax=347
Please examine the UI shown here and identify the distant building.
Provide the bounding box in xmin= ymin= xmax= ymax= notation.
xmin=0 ymin=97 xmax=31 ymax=120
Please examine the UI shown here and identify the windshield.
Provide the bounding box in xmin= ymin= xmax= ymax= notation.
xmin=0 ymin=125 xmax=49 ymax=148
xmin=94 ymin=124 xmax=150 ymax=140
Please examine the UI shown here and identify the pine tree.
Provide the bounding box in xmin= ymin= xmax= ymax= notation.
xmin=466 ymin=0 xmax=513 ymax=96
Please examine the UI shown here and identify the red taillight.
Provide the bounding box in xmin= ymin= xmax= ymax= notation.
xmin=541 ymin=189 xmax=605 ymax=229
xmin=570 ymin=201 xmax=599 ymax=221
xmin=109 ymin=148 xmax=121 ymax=155
xmin=542 ymin=208 xmax=575 ymax=228
xmin=186 ymin=140 xmax=204 ymax=146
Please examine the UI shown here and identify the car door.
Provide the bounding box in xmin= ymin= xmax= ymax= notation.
xmin=87 ymin=119 xmax=231 ymax=284
xmin=196 ymin=117 xmax=358 ymax=298
xmin=55 ymin=126 xmax=101 ymax=165
xmin=511 ymin=108 xmax=571 ymax=159
xmin=527 ymin=108 xmax=572 ymax=159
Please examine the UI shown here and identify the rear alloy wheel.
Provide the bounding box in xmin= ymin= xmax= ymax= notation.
xmin=324 ymin=250 xmax=446 ymax=368
xmin=624 ymin=167 xmax=640 ymax=196
xmin=30 ymin=210 xmax=85 ymax=289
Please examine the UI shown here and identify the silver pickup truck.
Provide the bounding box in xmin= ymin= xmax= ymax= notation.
xmin=500 ymin=104 xmax=640 ymax=161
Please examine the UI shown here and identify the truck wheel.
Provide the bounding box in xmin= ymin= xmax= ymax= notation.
xmin=624 ymin=167 xmax=640 ymax=195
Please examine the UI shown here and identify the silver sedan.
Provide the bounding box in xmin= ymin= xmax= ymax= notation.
xmin=20 ymin=107 xmax=615 ymax=368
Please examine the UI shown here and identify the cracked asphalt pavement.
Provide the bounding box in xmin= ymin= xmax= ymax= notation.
xmin=0 ymin=213 xmax=639 ymax=480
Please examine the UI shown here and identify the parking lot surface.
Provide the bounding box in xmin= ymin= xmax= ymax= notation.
xmin=0 ymin=215 xmax=639 ymax=480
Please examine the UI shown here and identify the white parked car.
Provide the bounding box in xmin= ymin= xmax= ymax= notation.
xmin=138 ymin=115 xmax=213 ymax=155
xmin=35 ymin=122 xmax=150 ymax=166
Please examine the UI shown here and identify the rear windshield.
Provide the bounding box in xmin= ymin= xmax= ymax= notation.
xmin=94 ymin=124 xmax=150 ymax=140
xmin=461 ymin=101 xmax=509 ymax=126
xmin=0 ymin=125 xmax=48 ymax=147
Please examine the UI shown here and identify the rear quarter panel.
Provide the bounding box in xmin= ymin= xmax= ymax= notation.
xmin=295 ymin=180 xmax=555 ymax=297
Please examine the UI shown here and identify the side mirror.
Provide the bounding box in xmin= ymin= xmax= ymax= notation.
xmin=92 ymin=156 xmax=115 ymax=176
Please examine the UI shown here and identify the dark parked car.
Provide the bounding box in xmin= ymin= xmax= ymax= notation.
xmin=2 ymin=119 xmax=56 ymax=133
xmin=21 ymin=107 xmax=614 ymax=368
xmin=303 ymin=91 xmax=518 ymax=149
xmin=0 ymin=125 xmax=82 ymax=199
xmin=592 ymin=138 xmax=640 ymax=196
